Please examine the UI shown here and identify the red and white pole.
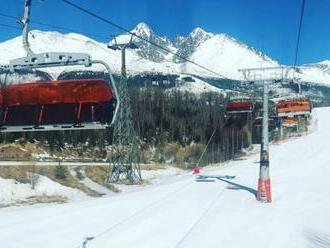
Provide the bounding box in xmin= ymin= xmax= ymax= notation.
xmin=257 ymin=80 xmax=272 ymax=202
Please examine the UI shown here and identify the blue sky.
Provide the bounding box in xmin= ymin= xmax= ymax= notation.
xmin=0 ymin=0 xmax=329 ymax=65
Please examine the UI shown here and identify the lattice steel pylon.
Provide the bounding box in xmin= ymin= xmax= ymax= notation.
xmin=107 ymin=35 xmax=142 ymax=183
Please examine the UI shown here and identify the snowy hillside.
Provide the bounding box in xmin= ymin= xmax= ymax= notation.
xmin=0 ymin=107 xmax=329 ymax=247
xmin=184 ymin=33 xmax=278 ymax=78
xmin=0 ymin=175 xmax=87 ymax=206
xmin=170 ymin=74 xmax=233 ymax=95
xmin=0 ymin=23 xmax=329 ymax=85
xmin=298 ymin=60 xmax=330 ymax=85
xmin=174 ymin=27 xmax=214 ymax=63
xmin=0 ymin=29 xmax=178 ymax=78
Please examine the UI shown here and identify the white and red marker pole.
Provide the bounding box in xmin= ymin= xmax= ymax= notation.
xmin=257 ymin=80 xmax=272 ymax=202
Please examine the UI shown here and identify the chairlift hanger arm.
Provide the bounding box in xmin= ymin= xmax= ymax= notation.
xmin=0 ymin=123 xmax=108 ymax=133
xmin=22 ymin=0 xmax=34 ymax=56
xmin=107 ymin=33 xmax=138 ymax=50
xmin=91 ymin=59 xmax=120 ymax=126
xmin=9 ymin=52 xmax=92 ymax=71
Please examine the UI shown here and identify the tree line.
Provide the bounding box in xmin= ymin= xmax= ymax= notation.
xmin=0 ymin=70 xmax=258 ymax=164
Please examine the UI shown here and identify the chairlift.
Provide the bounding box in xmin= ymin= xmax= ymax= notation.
xmin=225 ymin=97 xmax=254 ymax=115
xmin=276 ymin=98 xmax=311 ymax=118
xmin=253 ymin=117 xmax=275 ymax=127
xmin=0 ymin=0 xmax=119 ymax=133
xmin=282 ymin=117 xmax=298 ymax=127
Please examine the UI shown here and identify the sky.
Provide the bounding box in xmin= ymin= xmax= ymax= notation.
xmin=0 ymin=0 xmax=329 ymax=65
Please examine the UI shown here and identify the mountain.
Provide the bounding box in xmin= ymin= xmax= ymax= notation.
xmin=0 ymin=23 xmax=329 ymax=86
xmin=0 ymin=29 xmax=177 ymax=78
xmin=109 ymin=25 xmax=279 ymax=78
xmin=296 ymin=61 xmax=330 ymax=85
xmin=184 ymin=33 xmax=278 ymax=78
xmin=109 ymin=23 xmax=177 ymax=63
xmin=174 ymin=27 xmax=214 ymax=63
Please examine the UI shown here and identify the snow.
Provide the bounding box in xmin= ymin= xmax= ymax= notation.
xmin=297 ymin=65 xmax=330 ymax=85
xmin=112 ymin=166 xmax=186 ymax=193
xmin=108 ymin=33 xmax=132 ymax=46
xmin=185 ymin=34 xmax=278 ymax=79
xmin=0 ymin=175 xmax=87 ymax=206
xmin=188 ymin=27 xmax=214 ymax=43
xmin=141 ymin=166 xmax=184 ymax=183
xmin=315 ymin=60 xmax=330 ymax=66
xmin=80 ymin=177 xmax=113 ymax=196
xmin=0 ymin=29 xmax=180 ymax=78
xmin=1 ymin=26 xmax=329 ymax=85
xmin=0 ymin=107 xmax=329 ymax=247
xmin=132 ymin=22 xmax=152 ymax=37
xmin=170 ymin=74 xmax=231 ymax=95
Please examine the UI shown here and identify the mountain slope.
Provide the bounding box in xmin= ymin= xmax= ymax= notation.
xmin=297 ymin=61 xmax=330 ymax=85
xmin=0 ymin=107 xmax=329 ymax=248
xmin=174 ymin=27 xmax=214 ymax=63
xmin=0 ymin=29 xmax=178 ymax=77
xmin=184 ymin=33 xmax=278 ymax=78
xmin=0 ymin=23 xmax=329 ymax=85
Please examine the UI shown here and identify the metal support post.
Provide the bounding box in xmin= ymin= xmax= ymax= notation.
xmin=257 ymin=81 xmax=272 ymax=202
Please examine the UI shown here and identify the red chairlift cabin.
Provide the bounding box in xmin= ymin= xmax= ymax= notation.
xmin=276 ymin=98 xmax=311 ymax=117
xmin=225 ymin=98 xmax=254 ymax=114
xmin=282 ymin=117 xmax=298 ymax=127
xmin=1 ymin=0 xmax=119 ymax=133
xmin=0 ymin=79 xmax=115 ymax=131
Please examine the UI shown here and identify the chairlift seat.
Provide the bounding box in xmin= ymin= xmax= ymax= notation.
xmin=225 ymin=100 xmax=254 ymax=114
xmin=0 ymin=79 xmax=115 ymax=132
xmin=276 ymin=99 xmax=311 ymax=117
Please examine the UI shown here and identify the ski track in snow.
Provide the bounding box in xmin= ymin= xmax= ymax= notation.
xmin=1 ymin=107 xmax=330 ymax=247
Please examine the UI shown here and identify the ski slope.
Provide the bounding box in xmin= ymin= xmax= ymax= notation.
xmin=1 ymin=108 xmax=330 ymax=248
xmin=169 ymin=74 xmax=231 ymax=95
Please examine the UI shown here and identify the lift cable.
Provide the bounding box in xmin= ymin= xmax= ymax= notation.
xmin=293 ymin=0 xmax=306 ymax=67
xmin=1 ymin=8 xmax=229 ymax=80
xmin=195 ymin=127 xmax=217 ymax=167
xmin=0 ymin=11 xmax=180 ymax=82
xmin=75 ymin=179 xmax=196 ymax=248
xmin=174 ymin=187 xmax=226 ymax=248
xmin=0 ymin=11 xmax=112 ymax=40
xmin=0 ymin=23 xmax=21 ymax=30
xmin=60 ymin=0 xmax=230 ymax=79
xmin=0 ymin=12 xmax=17 ymax=20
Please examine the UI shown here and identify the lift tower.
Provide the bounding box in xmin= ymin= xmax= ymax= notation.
xmin=107 ymin=36 xmax=141 ymax=183
xmin=238 ymin=66 xmax=291 ymax=202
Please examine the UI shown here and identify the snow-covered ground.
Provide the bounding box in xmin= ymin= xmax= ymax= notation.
xmin=0 ymin=165 xmax=185 ymax=206
xmin=0 ymin=107 xmax=330 ymax=248
xmin=168 ymin=74 xmax=231 ymax=95
xmin=0 ymin=175 xmax=87 ymax=206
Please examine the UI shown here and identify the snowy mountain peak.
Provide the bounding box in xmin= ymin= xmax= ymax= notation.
xmin=173 ymin=27 xmax=214 ymax=63
xmin=131 ymin=22 xmax=153 ymax=37
xmin=215 ymin=33 xmax=278 ymax=66
xmin=189 ymin=27 xmax=214 ymax=39
xmin=304 ymin=60 xmax=330 ymax=69
xmin=1 ymin=24 xmax=330 ymax=84
xmin=315 ymin=60 xmax=330 ymax=66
